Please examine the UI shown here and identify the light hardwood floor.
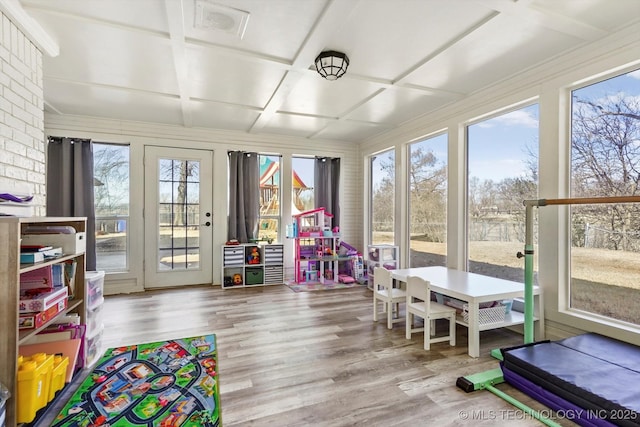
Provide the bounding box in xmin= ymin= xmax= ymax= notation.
xmin=42 ymin=284 xmax=578 ymax=426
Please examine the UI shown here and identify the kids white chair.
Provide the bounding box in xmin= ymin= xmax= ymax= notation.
xmin=405 ymin=275 xmax=457 ymax=350
xmin=372 ymin=266 xmax=406 ymax=329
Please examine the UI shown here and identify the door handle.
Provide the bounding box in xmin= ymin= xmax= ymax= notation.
xmin=204 ymin=221 xmax=211 ymax=227
xmin=203 ymin=212 xmax=212 ymax=226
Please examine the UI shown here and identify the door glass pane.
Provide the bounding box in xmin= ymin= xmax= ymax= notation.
xmin=158 ymin=158 xmax=201 ymax=271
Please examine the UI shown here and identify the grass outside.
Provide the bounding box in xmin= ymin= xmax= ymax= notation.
xmin=372 ymin=232 xmax=640 ymax=325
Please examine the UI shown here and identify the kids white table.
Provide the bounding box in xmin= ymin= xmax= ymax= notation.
xmin=390 ymin=266 xmax=544 ymax=357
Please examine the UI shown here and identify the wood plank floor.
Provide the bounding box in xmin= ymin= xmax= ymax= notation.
xmin=42 ymin=284 xmax=579 ymax=426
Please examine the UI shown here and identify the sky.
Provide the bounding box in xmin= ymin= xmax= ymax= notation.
xmin=371 ymin=67 xmax=640 ymax=185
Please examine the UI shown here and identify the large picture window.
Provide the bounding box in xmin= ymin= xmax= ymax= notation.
xmin=467 ymin=104 xmax=539 ymax=281
xmin=370 ymin=149 xmax=395 ymax=245
xmin=570 ymin=68 xmax=640 ymax=325
xmin=409 ymin=134 xmax=447 ymax=267
xmin=94 ymin=143 xmax=130 ymax=272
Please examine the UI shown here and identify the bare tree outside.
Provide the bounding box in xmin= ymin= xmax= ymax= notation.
xmin=94 ymin=143 xmax=130 ymax=272
xmin=467 ymin=105 xmax=539 ymax=282
xmin=570 ymin=70 xmax=640 ymax=324
xmin=371 ymin=149 xmax=395 ymax=244
xmin=157 ymin=159 xmax=201 ymax=270
xmin=409 ymin=135 xmax=447 ymax=267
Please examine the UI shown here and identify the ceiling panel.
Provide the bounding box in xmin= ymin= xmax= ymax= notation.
xmin=279 ymin=73 xmax=383 ymax=117
xmin=33 ymin=12 xmax=179 ymax=95
xmin=187 ymin=46 xmax=287 ymax=107
xmin=23 ymin=0 xmax=169 ymax=33
xmin=14 ymin=0 xmax=640 ymax=144
xmin=321 ymin=0 xmax=496 ymax=81
xmin=190 ymin=100 xmax=260 ymax=131
xmin=532 ymin=0 xmax=640 ymax=30
xmin=405 ymin=14 xmax=579 ymax=93
xmin=182 ymin=0 xmax=328 ymax=60
xmin=314 ymin=120 xmax=394 ymax=142
xmin=261 ymin=112 xmax=333 ymax=138
xmin=346 ymin=87 xmax=456 ymax=125
xmin=43 ymin=80 xmax=184 ymax=126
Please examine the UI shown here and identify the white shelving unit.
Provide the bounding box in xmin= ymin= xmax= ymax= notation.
xmin=221 ymin=243 xmax=284 ymax=288
xmin=366 ymin=244 xmax=399 ymax=289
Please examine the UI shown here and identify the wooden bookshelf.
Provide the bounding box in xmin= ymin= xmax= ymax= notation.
xmin=0 ymin=216 xmax=86 ymax=426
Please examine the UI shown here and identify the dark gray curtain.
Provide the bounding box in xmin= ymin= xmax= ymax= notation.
xmin=228 ymin=151 xmax=259 ymax=243
xmin=46 ymin=137 xmax=96 ymax=270
xmin=314 ymin=157 xmax=340 ymax=228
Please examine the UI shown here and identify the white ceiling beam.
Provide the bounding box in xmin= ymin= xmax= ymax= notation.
xmin=393 ymin=11 xmax=500 ymax=85
xmin=316 ymin=8 xmax=496 ymax=138
xmin=0 ymin=0 xmax=59 ymax=56
xmin=249 ymin=0 xmax=363 ymax=133
xmin=164 ymin=0 xmax=192 ymax=127
xmin=21 ymin=1 xmax=168 ymax=38
xmin=479 ymin=0 xmax=608 ymax=40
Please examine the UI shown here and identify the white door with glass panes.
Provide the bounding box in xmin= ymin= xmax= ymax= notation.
xmin=144 ymin=146 xmax=213 ymax=288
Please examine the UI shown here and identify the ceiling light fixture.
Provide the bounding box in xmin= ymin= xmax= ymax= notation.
xmin=314 ymin=50 xmax=349 ymax=81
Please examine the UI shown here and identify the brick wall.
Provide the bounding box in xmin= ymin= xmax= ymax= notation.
xmin=0 ymin=12 xmax=45 ymax=215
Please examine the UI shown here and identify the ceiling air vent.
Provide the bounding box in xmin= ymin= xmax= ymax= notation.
xmin=194 ymin=1 xmax=250 ymax=39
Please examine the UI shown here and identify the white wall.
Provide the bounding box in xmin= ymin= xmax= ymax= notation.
xmin=44 ymin=114 xmax=362 ymax=294
xmin=0 ymin=11 xmax=45 ymax=215
xmin=359 ymin=22 xmax=640 ymax=344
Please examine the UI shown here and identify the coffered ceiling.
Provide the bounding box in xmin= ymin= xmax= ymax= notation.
xmin=15 ymin=0 xmax=640 ymax=143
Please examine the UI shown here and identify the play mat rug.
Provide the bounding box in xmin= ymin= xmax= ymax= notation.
xmin=285 ymin=280 xmax=366 ymax=292
xmin=51 ymin=334 xmax=220 ymax=427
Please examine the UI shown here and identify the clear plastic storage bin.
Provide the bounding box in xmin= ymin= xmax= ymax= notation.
xmin=85 ymin=271 xmax=105 ymax=310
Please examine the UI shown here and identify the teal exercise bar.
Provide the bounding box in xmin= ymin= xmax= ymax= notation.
xmin=458 ymin=195 xmax=640 ymax=425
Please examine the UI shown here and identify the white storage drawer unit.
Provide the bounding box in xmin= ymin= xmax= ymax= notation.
xmin=221 ymin=243 xmax=284 ymax=288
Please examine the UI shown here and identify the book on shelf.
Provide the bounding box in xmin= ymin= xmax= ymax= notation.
xmin=20 ymin=244 xmax=54 ymax=252
xmin=42 ymin=247 xmax=63 ymax=258
xmin=20 ymin=251 xmax=44 ymax=263
xmin=18 ymin=298 xmax=68 ymax=330
xmin=19 ymin=286 xmax=68 ymax=314
xmin=20 ymin=265 xmax=54 ymax=290
xmin=19 ymin=247 xmax=63 ymax=263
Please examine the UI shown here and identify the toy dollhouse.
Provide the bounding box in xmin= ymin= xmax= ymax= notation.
xmin=290 ymin=208 xmax=359 ymax=284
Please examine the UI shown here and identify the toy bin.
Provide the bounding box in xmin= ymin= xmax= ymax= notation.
xmin=48 ymin=355 xmax=69 ymax=401
xmin=245 ymin=267 xmax=264 ymax=285
xmin=85 ymin=325 xmax=104 ymax=367
xmin=0 ymin=381 xmax=9 ymax=427
xmin=85 ymin=298 xmax=104 ymax=336
xmin=85 ymin=270 xmax=105 ymax=310
xmin=17 ymin=353 xmax=54 ymax=423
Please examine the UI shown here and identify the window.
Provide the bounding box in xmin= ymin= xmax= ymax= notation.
xmin=258 ymin=155 xmax=281 ymax=242
xmin=94 ymin=143 xmax=130 ymax=272
xmin=409 ymin=134 xmax=447 ymax=267
xmin=467 ymin=104 xmax=539 ymax=281
xmin=371 ymin=149 xmax=395 ymax=245
xmin=570 ymin=68 xmax=640 ymax=325
xmin=292 ymin=157 xmax=314 ymax=213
